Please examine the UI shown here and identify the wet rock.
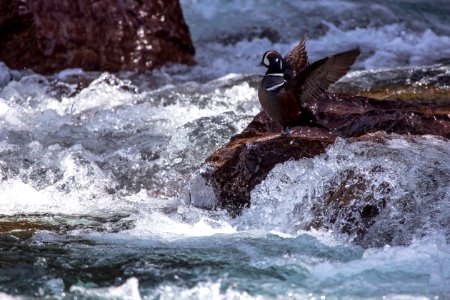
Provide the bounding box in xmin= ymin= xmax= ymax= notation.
xmin=331 ymin=65 xmax=450 ymax=104
xmin=0 ymin=220 xmax=56 ymax=239
xmin=304 ymin=167 xmax=390 ymax=247
xmin=199 ymin=93 xmax=450 ymax=216
xmin=0 ymin=0 xmax=195 ymax=74
xmin=312 ymin=93 xmax=450 ymax=138
xmin=204 ymin=117 xmax=334 ymax=216
xmin=0 ymin=214 xmax=134 ymax=239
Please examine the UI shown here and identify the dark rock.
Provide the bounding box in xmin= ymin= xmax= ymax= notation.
xmin=313 ymin=93 xmax=450 ymax=137
xmin=201 ymin=93 xmax=450 ymax=216
xmin=205 ymin=116 xmax=335 ymax=215
xmin=304 ymin=166 xmax=390 ymax=247
xmin=0 ymin=0 xmax=195 ymax=74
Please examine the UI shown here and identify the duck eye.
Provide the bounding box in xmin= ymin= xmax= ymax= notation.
xmin=274 ymin=57 xmax=283 ymax=69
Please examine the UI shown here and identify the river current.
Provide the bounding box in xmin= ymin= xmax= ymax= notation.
xmin=1 ymin=0 xmax=450 ymax=299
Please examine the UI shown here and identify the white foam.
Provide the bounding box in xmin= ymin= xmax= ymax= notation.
xmin=0 ymin=180 xmax=52 ymax=213
xmin=179 ymin=0 xmax=450 ymax=77
xmin=70 ymin=277 xmax=141 ymax=300
xmin=0 ymin=292 xmax=17 ymax=300
xmin=0 ymin=71 xmax=258 ymax=220
xmin=0 ymin=142 xmax=121 ymax=215
xmin=189 ymin=24 xmax=450 ymax=79
xmin=125 ymin=210 xmax=236 ymax=239
xmin=307 ymin=24 xmax=450 ymax=69
xmin=236 ymin=135 xmax=450 ymax=245
xmin=311 ymin=234 xmax=450 ymax=295
xmin=56 ymin=73 xmax=139 ymax=115
xmin=0 ymin=97 xmax=20 ymax=128
xmin=155 ymin=280 xmax=257 ymax=300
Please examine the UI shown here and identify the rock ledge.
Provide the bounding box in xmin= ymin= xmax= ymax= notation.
xmin=197 ymin=93 xmax=450 ymax=216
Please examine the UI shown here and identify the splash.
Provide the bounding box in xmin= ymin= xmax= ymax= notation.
xmin=0 ymin=71 xmax=258 ymax=217
xmin=70 ymin=277 xmax=141 ymax=300
xmin=238 ymin=135 xmax=450 ymax=247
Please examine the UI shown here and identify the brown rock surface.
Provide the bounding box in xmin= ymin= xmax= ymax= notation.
xmin=202 ymin=93 xmax=450 ymax=216
xmin=0 ymin=0 xmax=195 ymax=74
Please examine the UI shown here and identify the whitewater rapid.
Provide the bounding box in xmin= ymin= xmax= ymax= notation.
xmin=1 ymin=0 xmax=450 ymax=298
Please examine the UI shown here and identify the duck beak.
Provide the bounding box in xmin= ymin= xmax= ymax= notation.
xmin=258 ymin=61 xmax=264 ymax=67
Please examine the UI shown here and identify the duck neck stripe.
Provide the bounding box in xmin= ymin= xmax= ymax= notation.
xmin=264 ymin=73 xmax=284 ymax=77
xmin=266 ymin=81 xmax=286 ymax=91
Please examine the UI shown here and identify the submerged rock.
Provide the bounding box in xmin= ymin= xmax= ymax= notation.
xmin=0 ymin=0 xmax=195 ymax=74
xmin=196 ymin=93 xmax=450 ymax=219
xmin=0 ymin=214 xmax=134 ymax=239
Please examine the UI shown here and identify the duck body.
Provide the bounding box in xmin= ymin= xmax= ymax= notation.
xmin=258 ymin=35 xmax=360 ymax=133
xmin=258 ymin=75 xmax=301 ymax=128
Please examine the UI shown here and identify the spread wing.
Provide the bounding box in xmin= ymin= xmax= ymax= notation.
xmin=284 ymin=33 xmax=308 ymax=76
xmin=287 ymin=47 xmax=360 ymax=112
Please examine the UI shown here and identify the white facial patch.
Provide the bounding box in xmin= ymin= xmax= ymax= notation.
xmin=263 ymin=55 xmax=270 ymax=67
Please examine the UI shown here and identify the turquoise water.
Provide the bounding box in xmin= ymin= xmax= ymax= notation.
xmin=1 ymin=224 xmax=449 ymax=298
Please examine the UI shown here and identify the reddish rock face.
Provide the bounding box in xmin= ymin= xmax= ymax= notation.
xmin=0 ymin=0 xmax=195 ymax=74
xmin=202 ymin=93 xmax=450 ymax=216
xmin=205 ymin=113 xmax=335 ymax=215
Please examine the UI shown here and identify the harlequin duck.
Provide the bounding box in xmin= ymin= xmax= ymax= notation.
xmin=258 ymin=35 xmax=360 ymax=134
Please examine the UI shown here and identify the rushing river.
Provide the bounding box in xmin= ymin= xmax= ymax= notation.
xmin=1 ymin=0 xmax=450 ymax=299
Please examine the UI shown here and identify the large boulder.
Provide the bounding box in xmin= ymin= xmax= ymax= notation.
xmin=0 ymin=0 xmax=195 ymax=74
xmin=197 ymin=93 xmax=450 ymax=216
